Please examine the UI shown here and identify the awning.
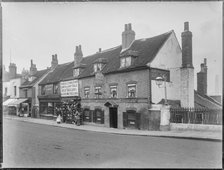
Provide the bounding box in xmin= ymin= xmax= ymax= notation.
xmin=104 ymin=101 xmax=118 ymax=107
xmin=8 ymin=98 xmax=28 ymax=106
xmin=3 ymin=98 xmax=17 ymax=106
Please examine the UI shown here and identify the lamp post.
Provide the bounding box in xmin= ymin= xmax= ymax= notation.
xmin=155 ymin=75 xmax=168 ymax=105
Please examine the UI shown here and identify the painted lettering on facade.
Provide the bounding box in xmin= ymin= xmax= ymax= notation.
xmin=60 ymin=80 xmax=79 ymax=97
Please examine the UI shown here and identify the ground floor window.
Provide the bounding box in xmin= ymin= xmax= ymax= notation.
xmin=123 ymin=110 xmax=140 ymax=129
xmin=40 ymin=102 xmax=48 ymax=114
xmin=82 ymin=107 xmax=104 ymax=124
xmin=83 ymin=108 xmax=92 ymax=122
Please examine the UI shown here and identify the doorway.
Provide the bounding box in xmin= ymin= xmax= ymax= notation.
xmin=109 ymin=107 xmax=118 ymax=128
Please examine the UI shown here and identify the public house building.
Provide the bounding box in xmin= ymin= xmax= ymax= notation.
xmin=38 ymin=22 xmax=195 ymax=130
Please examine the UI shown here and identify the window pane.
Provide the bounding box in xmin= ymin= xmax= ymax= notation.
xmin=128 ymin=84 xmax=136 ymax=97
xmin=126 ymin=57 xmax=131 ymax=66
xmin=94 ymin=64 xmax=98 ymax=72
xmin=121 ymin=58 xmax=125 ymax=67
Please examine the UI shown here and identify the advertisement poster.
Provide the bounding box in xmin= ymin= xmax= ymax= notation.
xmin=60 ymin=80 xmax=79 ymax=97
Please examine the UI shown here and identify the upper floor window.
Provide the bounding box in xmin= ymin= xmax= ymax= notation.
xmin=73 ymin=68 xmax=80 ymax=77
xmin=120 ymin=56 xmax=131 ymax=68
xmin=14 ymin=86 xmax=17 ymax=96
xmin=95 ymin=86 xmax=102 ymax=98
xmin=84 ymin=87 xmax=90 ymax=98
xmin=41 ymin=85 xmax=46 ymax=95
xmin=24 ymin=89 xmax=28 ymax=98
xmin=94 ymin=63 xmax=103 ymax=72
xmin=127 ymin=83 xmax=136 ymax=98
xmin=110 ymin=85 xmax=117 ymax=98
xmin=53 ymin=83 xmax=59 ymax=94
xmin=4 ymin=87 xmax=7 ymax=96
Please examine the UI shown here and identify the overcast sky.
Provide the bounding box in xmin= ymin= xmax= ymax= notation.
xmin=2 ymin=2 xmax=222 ymax=95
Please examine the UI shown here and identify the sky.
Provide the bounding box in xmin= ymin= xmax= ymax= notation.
xmin=2 ymin=2 xmax=222 ymax=95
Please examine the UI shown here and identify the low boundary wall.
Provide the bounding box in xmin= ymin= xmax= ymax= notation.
xmin=170 ymin=123 xmax=222 ymax=131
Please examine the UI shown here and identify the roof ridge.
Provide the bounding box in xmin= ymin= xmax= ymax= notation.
xmin=195 ymin=90 xmax=222 ymax=107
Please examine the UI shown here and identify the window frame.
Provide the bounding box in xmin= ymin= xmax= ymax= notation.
xmin=94 ymin=86 xmax=102 ymax=99
xmin=94 ymin=63 xmax=103 ymax=72
xmin=110 ymin=85 xmax=118 ymax=98
xmin=127 ymin=83 xmax=137 ymax=98
xmin=120 ymin=56 xmax=132 ymax=68
xmin=73 ymin=68 xmax=80 ymax=77
xmin=84 ymin=87 xmax=90 ymax=98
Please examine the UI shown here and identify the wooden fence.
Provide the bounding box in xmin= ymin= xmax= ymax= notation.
xmin=170 ymin=107 xmax=222 ymax=125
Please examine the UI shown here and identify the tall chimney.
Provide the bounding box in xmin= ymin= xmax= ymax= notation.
xmin=74 ymin=44 xmax=83 ymax=67
xmin=30 ymin=59 xmax=37 ymax=76
xmin=51 ymin=54 xmax=58 ymax=69
xmin=181 ymin=22 xmax=193 ymax=68
xmin=197 ymin=58 xmax=207 ymax=95
xmin=180 ymin=22 xmax=194 ymax=107
xmin=122 ymin=23 xmax=135 ymax=49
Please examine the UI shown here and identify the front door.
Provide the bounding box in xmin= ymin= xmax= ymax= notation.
xmin=109 ymin=107 xmax=118 ymax=128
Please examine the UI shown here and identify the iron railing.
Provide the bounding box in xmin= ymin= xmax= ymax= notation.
xmin=170 ymin=107 xmax=222 ymax=125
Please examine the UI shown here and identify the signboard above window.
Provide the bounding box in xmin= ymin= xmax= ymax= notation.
xmin=60 ymin=80 xmax=79 ymax=97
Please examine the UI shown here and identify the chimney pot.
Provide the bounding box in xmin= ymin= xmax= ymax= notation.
xmin=184 ymin=22 xmax=189 ymax=31
xmin=125 ymin=24 xmax=128 ymax=31
xmin=99 ymin=48 xmax=101 ymax=52
xmin=128 ymin=23 xmax=132 ymax=30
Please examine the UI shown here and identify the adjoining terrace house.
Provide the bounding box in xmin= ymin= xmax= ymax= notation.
xmin=38 ymin=22 xmax=195 ymax=130
xmin=3 ymin=63 xmax=27 ymax=115
xmin=19 ymin=57 xmax=56 ymax=117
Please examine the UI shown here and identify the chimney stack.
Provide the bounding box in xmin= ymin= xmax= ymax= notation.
xmin=99 ymin=48 xmax=101 ymax=53
xmin=197 ymin=58 xmax=207 ymax=95
xmin=9 ymin=63 xmax=17 ymax=79
xmin=180 ymin=22 xmax=194 ymax=107
xmin=122 ymin=23 xmax=135 ymax=49
xmin=74 ymin=44 xmax=83 ymax=67
xmin=51 ymin=54 xmax=58 ymax=69
xmin=181 ymin=21 xmax=193 ymax=68
xmin=30 ymin=59 xmax=37 ymax=76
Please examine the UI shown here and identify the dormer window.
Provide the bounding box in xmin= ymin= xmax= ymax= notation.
xmin=73 ymin=68 xmax=80 ymax=77
xmin=120 ymin=56 xmax=131 ymax=68
xmin=94 ymin=63 xmax=103 ymax=72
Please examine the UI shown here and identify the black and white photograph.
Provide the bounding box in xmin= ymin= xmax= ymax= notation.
xmin=1 ymin=1 xmax=222 ymax=168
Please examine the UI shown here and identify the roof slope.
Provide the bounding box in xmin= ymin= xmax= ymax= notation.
xmin=39 ymin=62 xmax=74 ymax=85
xmin=39 ymin=31 xmax=172 ymax=84
xmin=20 ymin=69 xmax=49 ymax=88
xmin=78 ymin=31 xmax=172 ymax=78
xmin=194 ymin=90 xmax=222 ymax=109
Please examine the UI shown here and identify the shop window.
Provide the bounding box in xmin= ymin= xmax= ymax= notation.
xmin=110 ymin=85 xmax=117 ymax=98
xmin=84 ymin=87 xmax=90 ymax=98
xmin=127 ymin=84 xmax=136 ymax=98
xmin=47 ymin=103 xmax=54 ymax=115
xmin=94 ymin=63 xmax=103 ymax=72
xmin=93 ymin=108 xmax=104 ymax=124
xmin=120 ymin=56 xmax=131 ymax=68
xmin=95 ymin=86 xmax=102 ymax=99
xmin=41 ymin=85 xmax=46 ymax=95
xmin=53 ymin=83 xmax=59 ymax=94
xmin=83 ymin=108 xmax=92 ymax=122
xmin=40 ymin=102 xmax=48 ymax=114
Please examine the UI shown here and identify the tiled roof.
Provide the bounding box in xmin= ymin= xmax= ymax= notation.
xmin=78 ymin=31 xmax=172 ymax=78
xmin=209 ymin=95 xmax=222 ymax=104
xmin=39 ymin=62 xmax=74 ymax=85
xmin=20 ymin=69 xmax=49 ymax=88
xmin=194 ymin=90 xmax=222 ymax=109
xmin=39 ymin=30 xmax=172 ymax=84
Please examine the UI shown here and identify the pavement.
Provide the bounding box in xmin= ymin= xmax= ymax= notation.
xmin=4 ymin=115 xmax=222 ymax=141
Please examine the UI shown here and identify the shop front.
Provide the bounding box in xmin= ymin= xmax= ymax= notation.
xmin=38 ymin=95 xmax=61 ymax=120
xmin=7 ymin=98 xmax=31 ymax=116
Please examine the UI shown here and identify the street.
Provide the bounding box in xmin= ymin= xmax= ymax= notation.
xmin=3 ymin=118 xmax=222 ymax=168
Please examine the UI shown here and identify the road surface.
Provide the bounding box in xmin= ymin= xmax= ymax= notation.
xmin=3 ymin=118 xmax=222 ymax=168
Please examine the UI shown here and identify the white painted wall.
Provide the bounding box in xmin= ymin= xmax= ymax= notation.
xmin=150 ymin=31 xmax=182 ymax=104
xmin=9 ymin=78 xmax=22 ymax=98
xmin=3 ymin=81 xmax=10 ymax=97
